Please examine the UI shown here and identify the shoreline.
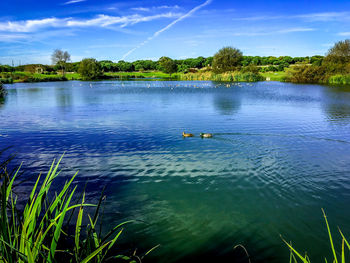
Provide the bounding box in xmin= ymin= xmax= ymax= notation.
xmin=1 ymin=71 xmax=350 ymax=86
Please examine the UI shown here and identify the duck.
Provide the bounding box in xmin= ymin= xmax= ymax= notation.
xmin=182 ymin=132 xmax=194 ymax=137
xmin=200 ymin=133 xmax=213 ymax=138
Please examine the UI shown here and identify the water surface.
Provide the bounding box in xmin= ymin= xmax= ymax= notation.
xmin=1 ymin=80 xmax=350 ymax=262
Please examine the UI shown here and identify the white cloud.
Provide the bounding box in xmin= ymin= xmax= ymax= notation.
xmin=131 ymin=5 xmax=180 ymax=12
xmin=233 ymin=11 xmax=350 ymax=22
xmin=131 ymin=7 xmax=151 ymax=12
xmin=63 ymin=0 xmax=86 ymax=5
xmin=338 ymin=32 xmax=350 ymax=36
xmin=122 ymin=0 xmax=212 ymax=60
xmin=0 ymin=33 xmax=28 ymax=42
xmin=0 ymin=13 xmax=181 ymax=32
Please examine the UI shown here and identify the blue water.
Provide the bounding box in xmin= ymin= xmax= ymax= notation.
xmin=1 ymin=80 xmax=350 ymax=262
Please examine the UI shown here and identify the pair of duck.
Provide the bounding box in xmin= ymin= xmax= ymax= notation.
xmin=182 ymin=132 xmax=213 ymax=138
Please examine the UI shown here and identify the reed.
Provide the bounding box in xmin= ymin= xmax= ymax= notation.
xmin=0 ymin=153 xmax=153 ymax=262
xmin=282 ymin=209 xmax=349 ymax=263
xmin=329 ymin=74 xmax=350 ymax=85
xmin=177 ymin=71 xmax=264 ymax=82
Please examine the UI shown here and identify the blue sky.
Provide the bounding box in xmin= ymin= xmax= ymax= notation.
xmin=0 ymin=0 xmax=349 ymax=65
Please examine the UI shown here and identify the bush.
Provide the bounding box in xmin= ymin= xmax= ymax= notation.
xmin=78 ymin=58 xmax=103 ymax=80
xmin=212 ymin=47 xmax=243 ymax=73
xmin=0 ymin=83 xmax=6 ymax=99
xmin=285 ymin=65 xmax=328 ymax=83
xmin=329 ymin=74 xmax=350 ymax=85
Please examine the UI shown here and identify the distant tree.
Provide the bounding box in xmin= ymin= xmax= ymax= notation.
xmin=158 ymin=57 xmax=177 ymax=75
xmin=212 ymin=47 xmax=243 ymax=73
xmin=51 ymin=49 xmax=71 ymax=75
xmin=324 ymin=39 xmax=350 ymax=64
xmin=78 ymin=58 xmax=103 ymax=80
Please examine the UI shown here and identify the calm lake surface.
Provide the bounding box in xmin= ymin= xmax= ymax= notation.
xmin=1 ymin=80 xmax=350 ymax=262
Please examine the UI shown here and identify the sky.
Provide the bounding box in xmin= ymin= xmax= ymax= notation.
xmin=0 ymin=0 xmax=350 ymax=65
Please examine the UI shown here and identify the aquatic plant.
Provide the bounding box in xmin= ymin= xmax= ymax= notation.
xmin=178 ymin=71 xmax=264 ymax=82
xmin=283 ymin=209 xmax=349 ymax=263
xmin=0 ymin=153 xmax=153 ymax=262
xmin=329 ymin=74 xmax=350 ymax=85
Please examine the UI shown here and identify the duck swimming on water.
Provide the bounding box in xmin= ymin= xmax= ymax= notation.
xmin=182 ymin=132 xmax=194 ymax=137
xmin=200 ymin=133 xmax=213 ymax=138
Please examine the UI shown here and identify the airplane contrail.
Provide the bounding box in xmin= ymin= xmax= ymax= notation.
xmin=121 ymin=0 xmax=212 ymax=60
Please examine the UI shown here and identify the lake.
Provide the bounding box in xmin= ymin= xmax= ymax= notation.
xmin=1 ymin=80 xmax=350 ymax=262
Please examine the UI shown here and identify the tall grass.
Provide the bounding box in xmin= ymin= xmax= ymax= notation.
xmin=0 ymin=153 xmax=153 ymax=262
xmin=329 ymin=74 xmax=350 ymax=85
xmin=283 ymin=209 xmax=349 ymax=263
xmin=177 ymin=71 xmax=264 ymax=82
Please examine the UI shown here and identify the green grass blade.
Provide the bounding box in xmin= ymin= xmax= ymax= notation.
xmin=75 ymin=192 xmax=85 ymax=261
xmin=282 ymin=238 xmax=310 ymax=263
xmin=322 ymin=209 xmax=338 ymax=263
xmin=49 ymin=186 xmax=77 ymax=262
xmin=80 ymin=241 xmax=111 ymax=263
xmin=338 ymin=228 xmax=350 ymax=250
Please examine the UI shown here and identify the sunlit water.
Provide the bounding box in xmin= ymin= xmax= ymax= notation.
xmin=1 ymin=81 xmax=350 ymax=262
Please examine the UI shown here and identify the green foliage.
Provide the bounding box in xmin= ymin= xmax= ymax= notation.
xmin=178 ymin=71 xmax=264 ymax=82
xmin=0 ymin=83 xmax=6 ymax=99
xmin=212 ymin=47 xmax=243 ymax=73
xmin=329 ymin=74 xmax=350 ymax=85
xmin=285 ymin=65 xmax=327 ymax=83
xmin=324 ymin=39 xmax=350 ymax=65
xmin=0 ymin=153 xmax=152 ymax=263
xmin=78 ymin=58 xmax=103 ymax=80
xmin=158 ymin=57 xmax=177 ymax=75
xmin=283 ymin=209 xmax=350 ymax=263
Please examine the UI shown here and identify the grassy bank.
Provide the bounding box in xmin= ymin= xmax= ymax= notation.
xmin=261 ymin=71 xmax=287 ymax=81
xmin=176 ymin=71 xmax=265 ymax=82
xmin=105 ymin=71 xmax=172 ymax=79
xmin=2 ymin=70 xmax=350 ymax=85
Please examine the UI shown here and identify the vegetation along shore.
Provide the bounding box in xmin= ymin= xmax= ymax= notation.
xmin=1 ymin=39 xmax=349 ymax=85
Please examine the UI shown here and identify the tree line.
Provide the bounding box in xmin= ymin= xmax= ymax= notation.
xmin=0 ymin=39 xmax=349 ymax=83
xmin=0 ymin=54 xmax=323 ymax=74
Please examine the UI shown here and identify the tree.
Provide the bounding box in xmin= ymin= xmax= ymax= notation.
xmin=324 ymin=39 xmax=350 ymax=64
xmin=158 ymin=57 xmax=177 ymax=75
xmin=51 ymin=49 xmax=71 ymax=75
xmin=212 ymin=47 xmax=243 ymax=73
xmin=78 ymin=58 xmax=103 ymax=80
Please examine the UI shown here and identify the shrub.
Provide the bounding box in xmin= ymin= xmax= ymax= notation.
xmin=285 ymin=65 xmax=328 ymax=83
xmin=78 ymin=58 xmax=103 ymax=80
xmin=212 ymin=47 xmax=243 ymax=73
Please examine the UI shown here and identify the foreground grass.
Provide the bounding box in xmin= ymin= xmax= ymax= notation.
xmin=0 ymin=154 xmax=154 ymax=262
xmin=283 ymin=209 xmax=350 ymax=263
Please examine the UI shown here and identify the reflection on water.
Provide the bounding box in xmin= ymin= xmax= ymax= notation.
xmin=213 ymin=93 xmax=241 ymax=115
xmin=55 ymin=86 xmax=73 ymax=109
xmin=0 ymin=81 xmax=350 ymax=262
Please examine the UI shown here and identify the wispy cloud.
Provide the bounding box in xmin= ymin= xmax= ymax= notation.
xmin=131 ymin=5 xmax=180 ymax=12
xmin=193 ymin=27 xmax=315 ymax=38
xmin=63 ymin=0 xmax=86 ymax=5
xmin=0 ymin=33 xmax=28 ymax=42
xmin=233 ymin=11 xmax=350 ymax=22
xmin=122 ymin=0 xmax=212 ymax=60
xmin=338 ymin=32 xmax=350 ymax=36
xmin=0 ymin=13 xmax=181 ymax=32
